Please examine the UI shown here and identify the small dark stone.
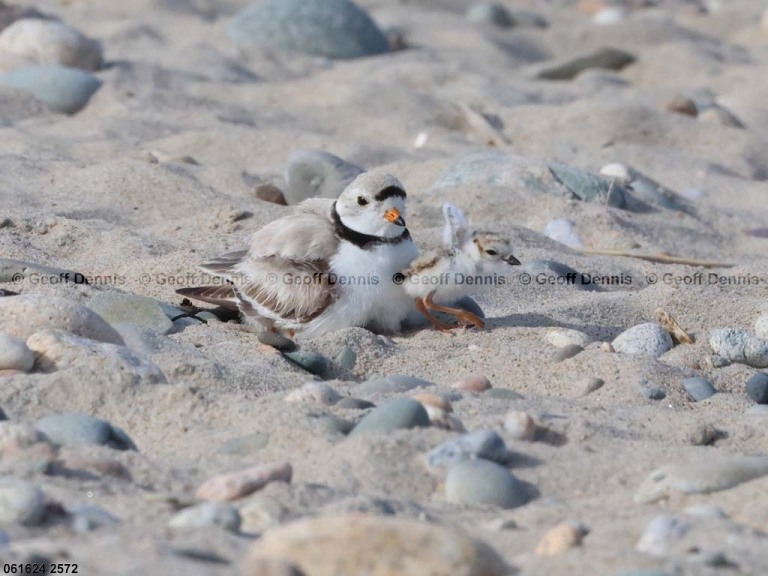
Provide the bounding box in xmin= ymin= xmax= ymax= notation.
xmin=282 ymin=351 xmax=329 ymax=377
xmin=683 ymin=376 xmax=717 ymax=402
xmin=746 ymin=373 xmax=768 ymax=404
xmin=258 ymin=331 xmax=298 ymax=351
xmin=639 ymin=383 xmax=666 ymax=401
xmin=255 ymin=183 xmax=287 ymax=206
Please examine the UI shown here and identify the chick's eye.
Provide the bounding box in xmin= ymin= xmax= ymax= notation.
xmin=486 ymin=250 xmax=498 ymax=256
xmin=357 ymin=196 xmax=368 ymax=206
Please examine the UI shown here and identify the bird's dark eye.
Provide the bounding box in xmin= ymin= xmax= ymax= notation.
xmin=486 ymin=250 xmax=498 ymax=256
xmin=357 ymin=196 xmax=368 ymax=206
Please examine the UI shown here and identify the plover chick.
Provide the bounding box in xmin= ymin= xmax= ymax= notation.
xmin=177 ymin=171 xmax=418 ymax=339
xmin=400 ymin=203 xmax=520 ymax=331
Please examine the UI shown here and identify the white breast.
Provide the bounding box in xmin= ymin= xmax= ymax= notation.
xmin=301 ymin=238 xmax=418 ymax=337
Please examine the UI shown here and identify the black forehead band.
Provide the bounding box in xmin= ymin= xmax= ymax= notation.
xmin=374 ymin=185 xmax=407 ymax=202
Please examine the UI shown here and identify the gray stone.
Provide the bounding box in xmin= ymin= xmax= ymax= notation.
xmin=285 ymin=381 xmax=342 ymax=405
xmin=0 ymin=258 xmax=84 ymax=284
xmin=635 ymin=515 xmax=690 ymax=556
xmin=453 ymin=296 xmax=485 ymax=320
xmin=682 ymin=376 xmax=717 ymax=402
xmin=27 ymin=329 xmax=166 ymax=384
xmin=219 ymin=432 xmax=269 ymax=456
xmin=35 ymin=412 xmax=137 ymax=451
xmin=746 ymin=373 xmax=768 ymax=404
xmin=484 ymin=389 xmax=524 ymax=400
xmin=335 ymin=346 xmax=357 ymax=371
xmin=0 ymin=18 xmax=103 ymax=71
xmin=352 ymin=374 xmax=433 ymax=396
xmin=284 ymin=149 xmax=363 ymax=204
xmin=466 ymin=3 xmax=515 ymax=28
xmin=89 ymin=292 xmax=174 ymax=335
xmin=553 ymin=344 xmax=583 ymax=363
xmin=0 ymin=65 xmax=102 ymax=114
xmin=710 ymin=328 xmax=768 ymax=368
xmin=0 ymin=294 xmax=123 ymax=344
xmin=229 ymin=0 xmax=389 ymax=60
xmin=68 ymin=504 xmax=121 ymax=533
xmin=612 ymin=323 xmax=673 ymax=358
xmin=431 ymin=152 xmax=634 ymax=210
xmin=350 ymin=397 xmax=429 ymax=436
xmin=306 ymin=412 xmax=353 ymax=435
xmin=257 ymin=331 xmax=297 ymax=352
xmin=534 ymin=47 xmax=636 ymax=80
xmin=635 ymin=455 xmax=768 ymax=503
xmin=282 ymin=351 xmax=329 ymax=377
xmin=0 ymin=480 xmax=46 ymax=526
xmin=168 ymin=501 xmax=241 ymax=533
xmin=640 ymin=385 xmax=666 ymax=401
xmin=445 ymin=460 xmax=530 ymax=509
xmin=0 ymin=332 xmax=34 ymax=371
xmin=336 ymin=397 xmax=375 ymax=410
xmin=427 ymin=429 xmax=508 ymax=471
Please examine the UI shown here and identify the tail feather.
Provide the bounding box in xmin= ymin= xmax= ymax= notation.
xmin=176 ymin=285 xmax=240 ymax=311
xmin=198 ymin=250 xmax=248 ymax=276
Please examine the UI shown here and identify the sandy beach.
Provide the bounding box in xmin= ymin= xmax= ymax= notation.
xmin=2 ymin=0 xmax=768 ymax=574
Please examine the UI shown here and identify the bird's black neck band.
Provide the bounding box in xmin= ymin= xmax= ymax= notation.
xmin=332 ymin=202 xmax=410 ymax=250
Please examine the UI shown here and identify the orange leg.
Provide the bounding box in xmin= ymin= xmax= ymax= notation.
xmin=424 ymin=291 xmax=485 ymax=329
xmin=415 ymin=297 xmax=457 ymax=332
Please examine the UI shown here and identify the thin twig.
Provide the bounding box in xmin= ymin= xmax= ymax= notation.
xmin=579 ymin=248 xmax=733 ymax=268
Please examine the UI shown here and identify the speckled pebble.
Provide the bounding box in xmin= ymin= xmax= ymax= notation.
xmin=427 ymin=429 xmax=508 ymax=471
xmin=612 ymin=323 xmax=673 ymax=358
xmin=709 ymin=328 xmax=768 ymax=368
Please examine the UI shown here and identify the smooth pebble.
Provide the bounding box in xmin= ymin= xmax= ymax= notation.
xmin=535 ymin=521 xmax=587 ymax=556
xmin=196 ymin=462 xmax=292 ymax=501
xmin=35 ymin=413 xmax=137 ymax=451
xmin=0 ymin=65 xmax=102 ymax=114
xmin=0 ymin=18 xmax=102 ymax=70
xmin=452 ymin=374 xmax=491 ymax=393
xmin=350 ymin=397 xmax=429 ymax=436
xmin=0 ymin=332 xmax=34 ymax=371
xmin=284 ymin=382 xmax=341 ymax=406
xmin=282 ymin=351 xmax=329 ymax=377
xmin=257 ymin=331 xmax=297 ymax=352
xmin=0 ymin=480 xmax=46 ymax=526
xmin=168 ymin=501 xmax=241 ymax=533
xmin=427 ymin=429 xmax=508 ymax=471
xmin=746 ymin=373 xmax=768 ymax=404
xmin=504 ymin=411 xmax=536 ymax=441
xmin=682 ymin=376 xmax=717 ymax=402
xmin=612 ymin=323 xmax=673 ymax=358
xmin=445 ymin=459 xmax=531 ymax=509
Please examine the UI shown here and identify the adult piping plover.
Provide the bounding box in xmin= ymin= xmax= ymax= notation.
xmin=177 ymin=172 xmax=418 ymax=339
xmin=400 ymin=203 xmax=521 ymax=331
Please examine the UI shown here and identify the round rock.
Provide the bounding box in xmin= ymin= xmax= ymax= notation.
xmin=612 ymin=323 xmax=673 ymax=358
xmin=682 ymin=376 xmax=717 ymax=402
xmin=0 ymin=65 xmax=102 ymax=114
xmin=546 ymin=328 xmax=592 ymax=349
xmin=245 ymin=514 xmax=508 ymax=576
xmin=282 ymin=351 xmax=329 ymax=377
xmin=504 ymin=411 xmax=536 ymax=440
xmin=257 ymin=331 xmax=297 ymax=352
xmin=284 ymin=149 xmax=363 ymax=204
xmin=0 ymin=480 xmax=46 ymax=526
xmin=0 ymin=18 xmax=103 ymax=71
xmin=466 ymin=2 xmax=515 ymax=28
xmin=229 ymin=0 xmax=389 ymax=60
xmin=168 ymin=501 xmax=241 ymax=533
xmin=35 ymin=413 xmax=137 ymax=451
xmin=0 ymin=294 xmax=122 ymax=344
xmin=88 ymin=292 xmax=174 ymax=335
xmin=427 ymin=429 xmax=508 ymax=471
xmin=349 ymin=397 xmax=429 ymax=436
xmin=746 ymin=373 xmax=768 ymax=404
xmin=0 ymin=331 xmax=34 ymax=371
xmin=445 ymin=459 xmax=530 ymax=509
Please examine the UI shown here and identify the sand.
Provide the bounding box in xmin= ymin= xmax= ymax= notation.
xmin=2 ymin=0 xmax=768 ymax=574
